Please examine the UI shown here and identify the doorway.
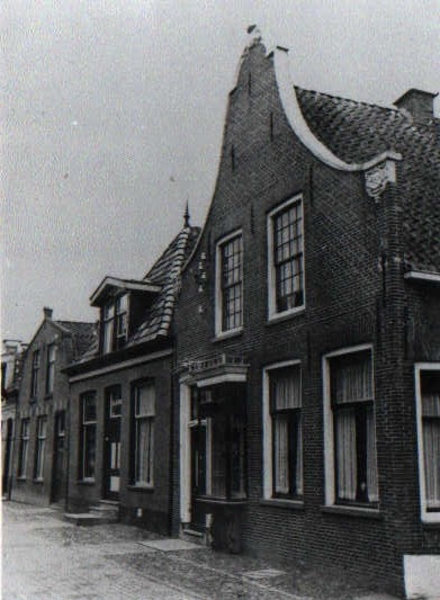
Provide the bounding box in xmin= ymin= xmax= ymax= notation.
xmin=103 ymin=387 xmax=122 ymax=500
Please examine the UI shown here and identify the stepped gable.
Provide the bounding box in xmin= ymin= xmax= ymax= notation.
xmin=295 ymin=86 xmax=440 ymax=273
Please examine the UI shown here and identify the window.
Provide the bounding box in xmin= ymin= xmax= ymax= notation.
xmin=18 ymin=419 xmax=30 ymax=478
xmin=133 ymin=381 xmax=155 ymax=486
xmin=45 ymin=344 xmax=56 ymax=394
xmin=30 ymin=350 xmax=40 ymax=398
xmin=415 ymin=366 xmax=440 ymax=522
xmin=34 ymin=416 xmax=47 ymax=480
xmin=80 ymin=392 xmax=97 ymax=480
xmin=102 ymin=294 xmax=128 ymax=353
xmin=115 ymin=295 xmax=128 ymax=348
xmin=268 ymin=364 xmax=303 ymax=498
xmin=268 ymin=197 xmax=304 ymax=319
xmin=216 ymin=231 xmax=243 ymax=335
xmin=325 ymin=347 xmax=378 ymax=506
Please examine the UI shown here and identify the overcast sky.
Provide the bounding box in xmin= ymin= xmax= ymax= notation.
xmin=2 ymin=0 xmax=439 ymax=343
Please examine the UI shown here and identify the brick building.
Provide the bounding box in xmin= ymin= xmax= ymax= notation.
xmin=10 ymin=309 xmax=96 ymax=506
xmin=174 ymin=31 xmax=440 ymax=597
xmin=2 ymin=339 xmax=28 ymax=498
xmin=65 ymin=215 xmax=199 ymax=534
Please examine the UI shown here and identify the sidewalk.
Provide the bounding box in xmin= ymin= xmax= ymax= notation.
xmin=2 ymin=501 xmax=399 ymax=600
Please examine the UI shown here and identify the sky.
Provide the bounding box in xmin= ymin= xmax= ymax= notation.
xmin=1 ymin=0 xmax=439 ymax=343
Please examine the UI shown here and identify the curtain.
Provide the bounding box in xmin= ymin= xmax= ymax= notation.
xmin=333 ymin=352 xmax=372 ymax=404
xmin=336 ymin=407 xmax=357 ymax=500
xmin=296 ymin=414 xmax=303 ymax=496
xmin=137 ymin=419 xmax=153 ymax=484
xmin=422 ymin=392 xmax=440 ymax=509
xmin=274 ymin=415 xmax=289 ymax=493
xmin=273 ymin=369 xmax=301 ymax=410
xmin=366 ymin=407 xmax=379 ymax=502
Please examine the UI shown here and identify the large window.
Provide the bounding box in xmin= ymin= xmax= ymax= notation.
xmin=269 ymin=364 xmax=303 ymax=498
xmin=30 ymin=350 xmax=40 ymax=398
xmin=216 ymin=232 xmax=243 ymax=335
xmin=102 ymin=295 xmax=128 ymax=354
xmin=34 ymin=416 xmax=47 ymax=480
xmin=80 ymin=392 xmax=97 ymax=480
xmin=45 ymin=343 xmax=56 ymax=394
xmin=325 ymin=347 xmax=378 ymax=506
xmin=17 ymin=419 xmax=30 ymax=478
xmin=416 ymin=366 xmax=440 ymax=522
xmin=133 ymin=381 xmax=155 ymax=486
xmin=268 ymin=196 xmax=304 ymax=319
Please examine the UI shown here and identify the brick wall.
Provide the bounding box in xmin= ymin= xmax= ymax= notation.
xmin=173 ymin=41 xmax=439 ymax=596
xmin=67 ymin=353 xmax=174 ymax=536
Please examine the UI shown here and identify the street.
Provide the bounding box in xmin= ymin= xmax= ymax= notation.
xmin=2 ymin=502 xmax=397 ymax=600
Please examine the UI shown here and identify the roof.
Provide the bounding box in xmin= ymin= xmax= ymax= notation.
xmin=295 ymin=86 xmax=440 ymax=273
xmin=76 ymin=224 xmax=200 ymax=363
xmin=90 ymin=277 xmax=161 ymax=306
xmin=53 ymin=321 xmax=98 ymax=359
xmin=128 ymin=224 xmax=200 ymax=345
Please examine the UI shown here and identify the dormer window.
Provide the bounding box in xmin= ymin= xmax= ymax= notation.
xmin=102 ymin=294 xmax=128 ymax=354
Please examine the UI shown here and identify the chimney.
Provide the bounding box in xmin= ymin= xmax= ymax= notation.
xmin=43 ymin=307 xmax=53 ymax=320
xmin=394 ymin=89 xmax=438 ymax=124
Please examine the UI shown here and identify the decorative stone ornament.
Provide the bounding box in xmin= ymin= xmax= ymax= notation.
xmin=365 ymin=160 xmax=397 ymax=201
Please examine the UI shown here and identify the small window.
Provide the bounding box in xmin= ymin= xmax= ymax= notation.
xmin=17 ymin=419 xmax=30 ymax=478
xmin=80 ymin=392 xmax=97 ymax=480
xmin=416 ymin=367 xmax=440 ymax=521
xmin=133 ymin=382 xmax=155 ymax=486
xmin=268 ymin=197 xmax=305 ymax=319
xmin=103 ymin=303 xmax=115 ymax=354
xmin=30 ymin=350 xmax=40 ymax=398
xmin=325 ymin=348 xmax=378 ymax=506
xmin=34 ymin=416 xmax=47 ymax=480
xmin=115 ymin=295 xmax=128 ymax=349
xmin=45 ymin=344 xmax=56 ymax=394
xmin=216 ymin=231 xmax=243 ymax=335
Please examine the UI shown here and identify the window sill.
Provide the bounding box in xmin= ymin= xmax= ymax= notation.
xmin=44 ymin=394 xmax=53 ymax=401
xmin=321 ymin=505 xmax=382 ymax=519
xmin=421 ymin=520 xmax=440 ymax=529
xmin=127 ymin=484 xmax=154 ymax=493
xmin=267 ymin=307 xmax=305 ymax=326
xmin=16 ymin=476 xmax=27 ymax=482
xmin=260 ymin=498 xmax=304 ymax=510
xmin=196 ymin=496 xmax=247 ymax=507
xmin=33 ymin=478 xmax=44 ymax=484
xmin=77 ymin=479 xmax=96 ymax=486
xmin=213 ymin=328 xmax=244 ymax=343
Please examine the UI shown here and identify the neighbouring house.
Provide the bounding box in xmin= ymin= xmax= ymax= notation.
xmin=2 ymin=339 xmax=28 ymax=498
xmin=174 ymin=30 xmax=440 ymax=598
xmin=10 ymin=308 xmax=96 ymax=507
xmin=65 ymin=213 xmax=199 ymax=534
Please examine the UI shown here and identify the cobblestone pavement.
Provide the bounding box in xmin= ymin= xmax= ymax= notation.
xmin=2 ymin=502 xmax=398 ymax=600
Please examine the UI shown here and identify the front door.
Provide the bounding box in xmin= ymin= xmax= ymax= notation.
xmin=52 ymin=411 xmax=66 ymax=503
xmin=103 ymin=387 xmax=122 ymax=500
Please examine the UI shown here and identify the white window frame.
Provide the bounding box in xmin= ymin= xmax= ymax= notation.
xmin=215 ymin=229 xmax=243 ymax=337
xmin=267 ymin=195 xmax=305 ymax=321
xmin=263 ymin=360 xmax=303 ymax=502
xmin=34 ymin=416 xmax=47 ymax=480
xmin=81 ymin=392 xmax=97 ymax=481
xmin=415 ymin=363 xmax=440 ymax=524
xmin=323 ymin=344 xmax=379 ymax=510
xmin=45 ymin=343 xmax=56 ymax=395
xmin=133 ymin=381 xmax=155 ymax=488
xmin=18 ymin=418 xmax=30 ymax=479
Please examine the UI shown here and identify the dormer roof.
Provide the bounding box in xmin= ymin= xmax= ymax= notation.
xmin=89 ymin=277 xmax=161 ymax=307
